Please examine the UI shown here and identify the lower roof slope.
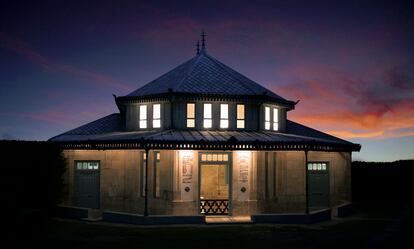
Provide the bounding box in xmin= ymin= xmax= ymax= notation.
xmin=50 ymin=114 xmax=360 ymax=152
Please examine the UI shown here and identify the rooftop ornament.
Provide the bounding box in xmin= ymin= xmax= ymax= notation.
xmin=201 ymin=31 xmax=206 ymax=51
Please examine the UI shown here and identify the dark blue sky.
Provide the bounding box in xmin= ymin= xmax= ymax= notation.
xmin=1 ymin=0 xmax=413 ymax=161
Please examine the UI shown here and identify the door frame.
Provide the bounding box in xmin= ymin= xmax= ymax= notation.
xmin=74 ymin=160 xmax=101 ymax=209
xmin=307 ymin=161 xmax=330 ymax=209
xmin=197 ymin=151 xmax=233 ymax=215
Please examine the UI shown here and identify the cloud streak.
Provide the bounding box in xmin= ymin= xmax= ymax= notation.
xmin=0 ymin=32 xmax=130 ymax=91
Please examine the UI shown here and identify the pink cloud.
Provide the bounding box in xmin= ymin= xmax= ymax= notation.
xmin=275 ymin=63 xmax=414 ymax=139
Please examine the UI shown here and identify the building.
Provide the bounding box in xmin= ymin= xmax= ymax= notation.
xmin=50 ymin=35 xmax=360 ymax=222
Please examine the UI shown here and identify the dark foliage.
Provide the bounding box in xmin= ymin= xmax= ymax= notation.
xmin=352 ymin=160 xmax=414 ymax=215
xmin=0 ymin=141 xmax=66 ymax=227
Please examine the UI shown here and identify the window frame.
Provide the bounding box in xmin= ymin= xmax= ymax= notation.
xmin=273 ymin=107 xmax=279 ymax=131
xmin=203 ymin=103 xmax=213 ymax=129
xmin=186 ymin=103 xmax=196 ymax=128
xmin=307 ymin=162 xmax=329 ymax=173
xmin=139 ymin=104 xmax=147 ymax=129
xmin=220 ymin=103 xmax=229 ymax=129
xmin=74 ymin=160 xmax=100 ymax=171
xmin=152 ymin=103 xmax=161 ymax=128
xmin=264 ymin=106 xmax=271 ymax=130
xmin=236 ymin=104 xmax=245 ymax=129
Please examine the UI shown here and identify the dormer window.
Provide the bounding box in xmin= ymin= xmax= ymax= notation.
xmin=220 ymin=104 xmax=229 ymax=128
xmin=273 ymin=108 xmax=279 ymax=131
xmin=186 ymin=103 xmax=195 ymax=128
xmin=203 ymin=103 xmax=212 ymax=128
xmin=139 ymin=105 xmax=147 ymax=129
xmin=153 ymin=104 xmax=161 ymax=128
xmin=237 ymin=104 xmax=245 ymax=128
xmin=264 ymin=106 xmax=270 ymax=130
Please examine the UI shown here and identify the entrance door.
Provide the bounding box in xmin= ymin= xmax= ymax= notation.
xmin=74 ymin=161 xmax=100 ymax=209
xmin=199 ymin=153 xmax=231 ymax=215
xmin=308 ymin=162 xmax=330 ymax=209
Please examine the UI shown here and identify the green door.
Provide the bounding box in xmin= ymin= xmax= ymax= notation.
xmin=74 ymin=161 xmax=100 ymax=209
xmin=308 ymin=162 xmax=330 ymax=209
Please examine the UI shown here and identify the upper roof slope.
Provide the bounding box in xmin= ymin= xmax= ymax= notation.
xmin=124 ymin=51 xmax=291 ymax=104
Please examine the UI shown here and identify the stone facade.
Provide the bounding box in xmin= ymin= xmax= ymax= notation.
xmin=63 ymin=149 xmax=351 ymax=215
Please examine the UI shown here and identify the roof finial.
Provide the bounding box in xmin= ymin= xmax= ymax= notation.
xmin=196 ymin=40 xmax=200 ymax=55
xmin=201 ymin=31 xmax=206 ymax=51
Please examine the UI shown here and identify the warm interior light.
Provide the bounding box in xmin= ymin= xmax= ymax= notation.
xmin=237 ymin=104 xmax=245 ymax=128
xmin=153 ymin=104 xmax=161 ymax=128
xmin=140 ymin=105 xmax=147 ymax=128
xmin=204 ymin=103 xmax=212 ymax=118
xmin=220 ymin=104 xmax=228 ymax=128
xmin=220 ymin=104 xmax=228 ymax=119
xmin=203 ymin=103 xmax=212 ymax=128
xmin=187 ymin=103 xmax=195 ymax=118
xmin=273 ymin=108 xmax=279 ymax=131
xmin=203 ymin=119 xmax=212 ymax=128
xmin=264 ymin=106 xmax=270 ymax=130
xmin=187 ymin=103 xmax=195 ymax=128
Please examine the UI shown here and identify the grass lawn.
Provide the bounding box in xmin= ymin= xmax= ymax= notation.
xmin=12 ymin=215 xmax=410 ymax=249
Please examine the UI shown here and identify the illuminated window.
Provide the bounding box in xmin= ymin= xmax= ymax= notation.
xmin=76 ymin=161 xmax=99 ymax=170
xmin=220 ymin=104 xmax=229 ymax=128
xmin=307 ymin=162 xmax=328 ymax=171
xmin=203 ymin=103 xmax=212 ymax=128
xmin=237 ymin=104 xmax=245 ymax=128
xmin=264 ymin=106 xmax=270 ymax=130
xmin=152 ymin=104 xmax=161 ymax=128
xmin=200 ymin=153 xmax=229 ymax=162
xmin=273 ymin=108 xmax=279 ymax=131
xmin=139 ymin=105 xmax=147 ymax=129
xmin=187 ymin=103 xmax=195 ymax=128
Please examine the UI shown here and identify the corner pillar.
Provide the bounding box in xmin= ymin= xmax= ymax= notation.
xmin=304 ymin=150 xmax=309 ymax=215
xmin=144 ymin=148 xmax=150 ymax=216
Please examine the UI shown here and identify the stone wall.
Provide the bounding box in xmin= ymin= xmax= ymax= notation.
xmin=63 ymin=149 xmax=351 ymax=216
xmin=255 ymin=151 xmax=352 ymax=213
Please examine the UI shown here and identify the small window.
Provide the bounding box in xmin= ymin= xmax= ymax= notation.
xmin=237 ymin=104 xmax=245 ymax=128
xmin=264 ymin=106 xmax=270 ymax=130
xmin=273 ymin=108 xmax=279 ymax=131
xmin=153 ymin=104 xmax=161 ymax=128
xmin=139 ymin=105 xmax=147 ymax=129
xmin=187 ymin=103 xmax=195 ymax=128
xmin=307 ymin=162 xmax=328 ymax=171
xmin=200 ymin=153 xmax=229 ymax=162
xmin=203 ymin=103 xmax=212 ymax=128
xmin=220 ymin=104 xmax=229 ymax=128
xmin=76 ymin=161 xmax=99 ymax=170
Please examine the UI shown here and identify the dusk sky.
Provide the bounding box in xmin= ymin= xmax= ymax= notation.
xmin=1 ymin=0 xmax=413 ymax=161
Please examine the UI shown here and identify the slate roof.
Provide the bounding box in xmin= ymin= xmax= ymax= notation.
xmin=49 ymin=113 xmax=360 ymax=151
xmin=124 ymin=51 xmax=292 ymax=104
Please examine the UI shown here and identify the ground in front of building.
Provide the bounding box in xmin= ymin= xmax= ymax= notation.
xmin=12 ymin=213 xmax=411 ymax=249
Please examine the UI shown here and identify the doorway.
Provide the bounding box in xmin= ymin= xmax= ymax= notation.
xmin=199 ymin=152 xmax=231 ymax=215
xmin=308 ymin=162 xmax=330 ymax=210
xmin=74 ymin=161 xmax=100 ymax=209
